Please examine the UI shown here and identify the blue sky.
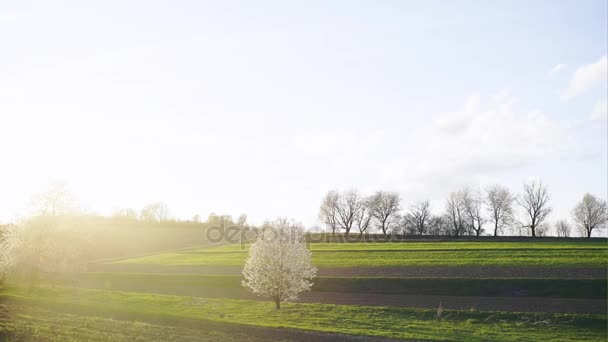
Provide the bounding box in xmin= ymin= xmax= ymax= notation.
xmin=0 ymin=1 xmax=606 ymax=234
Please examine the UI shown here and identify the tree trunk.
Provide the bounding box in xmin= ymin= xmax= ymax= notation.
xmin=531 ymin=226 xmax=536 ymax=237
xmin=494 ymin=222 xmax=498 ymax=237
xmin=274 ymin=296 xmax=281 ymax=310
xmin=587 ymin=229 xmax=592 ymax=238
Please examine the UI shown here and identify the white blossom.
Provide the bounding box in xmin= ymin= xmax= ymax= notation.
xmin=0 ymin=216 xmax=88 ymax=285
xmin=0 ymin=225 xmax=18 ymax=284
xmin=242 ymin=219 xmax=317 ymax=309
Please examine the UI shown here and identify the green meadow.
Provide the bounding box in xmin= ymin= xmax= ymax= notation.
xmin=1 ymin=287 xmax=606 ymax=342
xmin=112 ymin=241 xmax=608 ymax=268
xmin=3 ymin=239 xmax=607 ymax=341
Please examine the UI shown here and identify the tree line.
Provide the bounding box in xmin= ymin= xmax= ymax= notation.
xmin=318 ymin=180 xmax=608 ymax=238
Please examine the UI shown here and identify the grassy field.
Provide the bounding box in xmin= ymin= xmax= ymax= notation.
xmin=112 ymin=241 xmax=608 ymax=268
xmin=0 ymin=301 xmax=260 ymax=342
xmin=209 ymin=241 xmax=608 ymax=251
xmin=3 ymin=239 xmax=606 ymax=341
xmin=1 ymin=286 xmax=606 ymax=342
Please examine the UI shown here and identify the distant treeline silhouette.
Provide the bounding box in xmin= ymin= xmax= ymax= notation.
xmin=318 ymin=180 xmax=607 ymax=238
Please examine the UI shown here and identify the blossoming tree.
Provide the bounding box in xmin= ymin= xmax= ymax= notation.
xmin=242 ymin=219 xmax=317 ymax=309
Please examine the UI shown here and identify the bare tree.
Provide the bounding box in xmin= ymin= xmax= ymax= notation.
xmin=485 ymin=185 xmax=514 ymax=236
xmin=427 ymin=215 xmax=450 ymax=236
xmin=29 ymin=183 xmax=76 ymax=216
xmin=555 ymin=220 xmax=571 ymax=237
xmin=369 ymin=191 xmax=401 ymax=236
xmin=463 ymin=188 xmax=485 ymax=236
xmin=535 ymin=223 xmax=549 ymax=237
xmin=354 ymin=196 xmax=373 ymax=236
xmin=113 ymin=208 xmax=138 ymax=220
xmin=335 ymin=190 xmax=360 ymax=236
xmin=517 ymin=180 xmax=552 ymax=237
xmin=572 ymin=193 xmax=608 ymax=238
xmin=400 ymin=214 xmax=417 ymax=235
xmin=237 ymin=214 xmax=248 ymax=229
xmin=140 ymin=202 xmax=169 ymax=222
xmin=319 ymin=191 xmax=339 ymax=235
xmin=445 ymin=191 xmax=468 ymax=236
xmin=407 ymin=201 xmax=431 ymax=235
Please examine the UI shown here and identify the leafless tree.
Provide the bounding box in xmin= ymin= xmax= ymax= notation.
xmin=445 ymin=191 xmax=468 ymax=236
xmin=29 ymin=182 xmax=76 ymax=216
xmin=354 ymin=196 xmax=373 ymax=236
xmin=369 ymin=191 xmax=401 ymax=236
xmin=140 ymin=202 xmax=169 ymax=222
xmin=572 ymin=193 xmax=608 ymax=238
xmin=400 ymin=214 xmax=416 ymax=235
xmin=335 ymin=190 xmax=360 ymax=236
xmin=535 ymin=223 xmax=549 ymax=237
xmin=485 ymin=184 xmax=514 ymax=236
xmin=517 ymin=180 xmax=552 ymax=237
xmin=463 ymin=188 xmax=485 ymax=236
xmin=237 ymin=214 xmax=248 ymax=228
xmin=407 ymin=201 xmax=431 ymax=235
xmin=427 ymin=215 xmax=450 ymax=236
xmin=319 ymin=190 xmax=339 ymax=235
xmin=113 ymin=208 xmax=138 ymax=220
xmin=555 ymin=220 xmax=571 ymax=237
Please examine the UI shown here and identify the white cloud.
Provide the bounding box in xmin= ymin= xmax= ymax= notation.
xmin=590 ymin=98 xmax=608 ymax=120
xmin=464 ymin=92 xmax=481 ymax=113
xmin=562 ymin=56 xmax=607 ymax=100
xmin=383 ymin=91 xmax=565 ymax=200
xmin=435 ymin=92 xmax=481 ymax=134
xmin=548 ymin=63 xmax=567 ymax=76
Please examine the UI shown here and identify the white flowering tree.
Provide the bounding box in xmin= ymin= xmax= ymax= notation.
xmin=242 ymin=219 xmax=317 ymax=309
xmin=0 ymin=225 xmax=17 ymax=285
xmin=0 ymin=217 xmax=89 ymax=287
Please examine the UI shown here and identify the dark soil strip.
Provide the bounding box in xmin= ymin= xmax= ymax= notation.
xmin=318 ymin=266 xmax=608 ymax=279
xmin=297 ymin=292 xmax=607 ymax=315
xmin=90 ymin=263 xmax=607 ymax=279
xmin=75 ymin=280 xmax=607 ymax=315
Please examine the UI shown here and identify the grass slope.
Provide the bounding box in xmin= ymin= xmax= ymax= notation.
xmin=0 ymin=302 xmax=264 ymax=342
xmin=207 ymin=241 xmax=608 ymax=252
xmin=1 ymin=287 xmax=606 ymax=342
xmin=112 ymin=241 xmax=608 ymax=268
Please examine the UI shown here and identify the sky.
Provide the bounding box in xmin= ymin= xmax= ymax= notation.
xmin=0 ymin=0 xmax=607 ymax=233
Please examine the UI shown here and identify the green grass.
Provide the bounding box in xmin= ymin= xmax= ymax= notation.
xmin=207 ymin=241 xmax=608 ymax=252
xmin=0 ymin=301 xmax=255 ymax=342
xmin=1 ymin=286 xmax=606 ymax=342
xmin=112 ymin=241 xmax=608 ymax=268
xmin=79 ymin=273 xmax=607 ymax=299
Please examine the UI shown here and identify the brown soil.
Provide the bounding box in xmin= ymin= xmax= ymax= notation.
xmin=298 ymin=292 xmax=607 ymax=315
xmin=91 ymin=263 xmax=607 ymax=279
xmin=318 ymin=266 xmax=607 ymax=279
